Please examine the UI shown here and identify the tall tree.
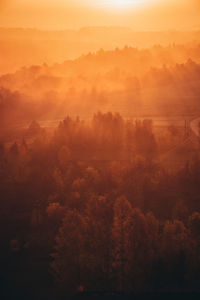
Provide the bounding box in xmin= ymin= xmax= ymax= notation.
xmin=112 ymin=196 xmax=132 ymax=290
xmin=51 ymin=209 xmax=86 ymax=294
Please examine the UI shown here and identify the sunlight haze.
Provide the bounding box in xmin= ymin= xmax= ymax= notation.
xmin=1 ymin=0 xmax=200 ymax=299
xmin=0 ymin=0 xmax=199 ymax=30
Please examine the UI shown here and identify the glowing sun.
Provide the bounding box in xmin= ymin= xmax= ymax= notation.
xmin=90 ymin=0 xmax=149 ymax=10
xmin=74 ymin=0 xmax=157 ymax=12
xmin=105 ymin=0 xmax=142 ymax=7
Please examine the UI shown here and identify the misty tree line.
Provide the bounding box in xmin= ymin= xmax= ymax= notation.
xmin=1 ymin=42 xmax=200 ymax=127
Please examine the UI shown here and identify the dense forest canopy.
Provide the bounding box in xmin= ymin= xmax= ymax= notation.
xmin=1 ymin=110 xmax=200 ymax=298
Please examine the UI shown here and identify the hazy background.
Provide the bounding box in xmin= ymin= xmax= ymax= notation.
xmin=0 ymin=0 xmax=200 ymax=30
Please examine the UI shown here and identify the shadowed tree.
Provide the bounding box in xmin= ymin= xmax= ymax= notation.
xmin=112 ymin=196 xmax=132 ymax=290
xmin=85 ymin=195 xmax=113 ymax=290
xmin=51 ymin=209 xmax=86 ymax=294
xmin=160 ymin=220 xmax=187 ymax=285
xmin=125 ymin=208 xmax=154 ymax=290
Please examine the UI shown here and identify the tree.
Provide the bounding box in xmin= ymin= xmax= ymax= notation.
xmin=9 ymin=142 xmax=19 ymax=156
xmin=28 ymin=120 xmax=42 ymax=135
xmin=125 ymin=208 xmax=152 ymax=290
xmin=189 ymin=212 xmax=200 ymax=239
xmin=172 ymin=200 xmax=189 ymax=223
xmin=112 ymin=196 xmax=132 ymax=290
xmin=85 ymin=195 xmax=113 ymax=290
xmin=160 ymin=220 xmax=187 ymax=285
xmin=188 ymin=212 xmax=200 ymax=279
xmin=168 ymin=124 xmax=179 ymax=138
xmin=51 ymin=209 xmax=86 ymax=293
xmin=57 ymin=145 xmax=71 ymax=167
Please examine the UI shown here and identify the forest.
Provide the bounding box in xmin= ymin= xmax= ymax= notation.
xmin=1 ymin=110 xmax=200 ymax=299
xmin=0 ymin=21 xmax=200 ymax=300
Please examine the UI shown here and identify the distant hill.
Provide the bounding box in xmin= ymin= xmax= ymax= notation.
xmin=0 ymin=42 xmax=200 ymax=125
xmin=0 ymin=27 xmax=200 ymax=74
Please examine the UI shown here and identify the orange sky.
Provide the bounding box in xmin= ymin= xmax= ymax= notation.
xmin=0 ymin=0 xmax=199 ymax=30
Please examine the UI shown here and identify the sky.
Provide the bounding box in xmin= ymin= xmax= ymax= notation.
xmin=0 ymin=0 xmax=199 ymax=30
